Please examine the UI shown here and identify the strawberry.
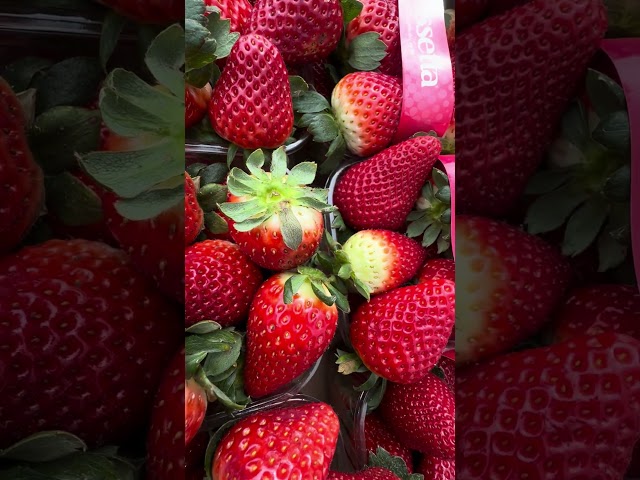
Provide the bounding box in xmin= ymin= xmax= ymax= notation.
xmin=185 ymin=239 xmax=262 ymax=327
xmin=0 ymin=239 xmax=181 ymax=449
xmin=0 ymin=76 xmax=44 ymax=253
xmin=456 ymin=332 xmax=640 ymax=478
xmin=339 ymin=230 xmax=427 ymax=296
xmin=219 ymin=148 xmax=332 ymax=271
xmin=212 ymin=402 xmax=340 ymax=478
xmin=288 ymin=62 xmax=336 ymax=98
xmin=456 ymin=0 xmax=607 ymax=217
xmin=416 ymin=456 xmax=455 ymax=480
xmin=379 ymin=373 xmax=455 ymax=458
xmin=185 ymin=83 xmax=212 ymax=129
xmin=244 ymin=270 xmax=339 ymax=398
xmin=435 ymin=352 xmax=455 ymax=391
xmin=96 ymin=0 xmax=183 ymax=24
xmin=364 ymin=413 xmax=414 ymax=473
xmin=345 ymin=0 xmax=401 ymax=76
xmin=185 ymin=379 xmax=207 ymax=447
xmin=246 ymin=0 xmax=343 ymax=65
xmin=185 ymin=173 xmax=204 ymax=246
xmin=209 ymin=34 xmax=293 ymax=150
xmin=205 ymin=0 xmax=252 ymax=33
xmin=329 ymin=448 xmax=421 ymax=480
xmin=333 ymin=136 xmax=441 ymax=231
xmin=417 ymin=258 xmax=455 ymax=284
xmin=339 ymin=280 xmax=454 ymax=385
xmin=456 ymin=215 xmax=571 ymax=365
xmin=331 ymin=72 xmax=402 ymax=157
xmin=328 ymin=468 xmax=400 ymax=479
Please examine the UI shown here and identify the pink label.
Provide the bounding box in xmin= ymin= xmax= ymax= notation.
xmin=394 ymin=0 xmax=454 ymax=142
xmin=439 ymin=154 xmax=455 ymax=259
xmin=599 ymin=39 xmax=640 ymax=291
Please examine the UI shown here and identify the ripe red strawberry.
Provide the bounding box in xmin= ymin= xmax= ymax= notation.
xmin=328 ymin=468 xmax=400 ymax=479
xmin=185 ymin=379 xmax=207 ymax=447
xmin=345 ymin=0 xmax=401 ymax=76
xmin=220 ymin=148 xmax=331 ymax=271
xmin=185 ymin=239 xmax=262 ymax=327
xmin=417 ymin=455 xmax=455 ymax=480
xmin=456 ymin=0 xmax=607 ymax=217
xmin=209 ymin=34 xmax=293 ymax=150
xmin=332 ymin=72 xmax=402 ymax=157
xmin=333 ymin=136 xmax=441 ymax=231
xmin=212 ymin=402 xmax=340 ymax=478
xmin=0 ymin=239 xmax=181 ymax=449
xmin=0 ymin=77 xmax=44 ymax=253
xmin=417 ymin=258 xmax=455 ymax=284
xmin=344 ymin=280 xmax=454 ymax=384
xmin=244 ymin=271 xmax=339 ymax=398
xmin=96 ymin=0 xmax=183 ymax=24
xmin=379 ymin=373 xmax=455 ymax=458
xmin=246 ymin=0 xmax=343 ymax=65
xmin=456 ymin=215 xmax=571 ymax=365
xmin=146 ymin=348 xmax=185 ymax=480
xmin=456 ymin=332 xmax=640 ymax=478
xmin=364 ymin=413 xmax=414 ymax=472
xmin=185 ymin=174 xmax=204 ymax=245
xmin=342 ymin=230 xmax=427 ymax=295
xmin=205 ymin=0 xmax=252 ymax=32
xmin=185 ymin=83 xmax=212 ymax=129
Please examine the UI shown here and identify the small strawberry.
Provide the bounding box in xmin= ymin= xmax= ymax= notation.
xmin=333 ymin=136 xmax=441 ymax=231
xmin=185 ymin=239 xmax=262 ymax=327
xmin=212 ymin=402 xmax=340 ymax=478
xmin=187 ymin=162 xmax=231 ymax=241
xmin=209 ymin=34 xmax=293 ymax=150
xmin=244 ymin=270 xmax=341 ymax=398
xmin=185 ymin=83 xmax=212 ymax=129
xmin=417 ymin=258 xmax=455 ymax=284
xmin=219 ymin=147 xmax=333 ymax=271
xmin=185 ymin=379 xmax=207 ymax=447
xmin=185 ymin=173 xmax=204 ymax=246
xmin=96 ymin=0 xmax=184 ymax=24
xmin=364 ymin=414 xmax=414 ymax=473
xmin=456 ymin=215 xmax=571 ymax=365
xmin=329 ymin=447 xmax=421 ymax=480
xmin=379 ymin=373 xmax=455 ymax=458
xmin=416 ymin=455 xmax=455 ymax=480
xmin=456 ymin=332 xmax=640 ymax=478
xmin=328 ymin=468 xmax=400 ymax=479
xmin=205 ymin=0 xmax=252 ymax=33
xmin=246 ymin=0 xmax=343 ymax=65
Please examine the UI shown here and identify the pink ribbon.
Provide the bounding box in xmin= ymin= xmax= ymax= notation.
xmin=439 ymin=154 xmax=455 ymax=259
xmin=599 ymin=39 xmax=640 ymax=291
xmin=394 ymin=0 xmax=454 ymax=142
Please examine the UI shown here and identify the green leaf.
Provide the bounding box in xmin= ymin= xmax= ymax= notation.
xmin=352 ymin=276 xmax=371 ymax=301
xmin=288 ymin=162 xmax=317 ymax=185
xmin=186 ymin=352 xmax=207 ymax=378
xmin=322 ymin=134 xmax=347 ymax=174
xmin=525 ymin=170 xmax=572 ymax=195
xmin=245 ymin=149 xmax=266 ymax=175
xmin=204 ymin=331 xmax=243 ymax=377
xmin=406 ymin=217 xmax=428 ymax=238
xmin=199 ymin=163 xmax=229 ymax=185
xmin=186 ymin=335 xmax=233 ymax=357
xmin=284 ymin=274 xmax=307 ymax=304
xmin=435 ymin=185 xmax=451 ymax=204
xmin=35 ymin=57 xmax=102 ymax=113
xmin=355 ymin=371 xmax=380 ymax=391
xmin=525 ymin=185 xmax=590 ymax=234
xmin=198 ymin=183 xmax=228 ymax=210
xmin=602 ymin=164 xmax=631 ymax=202
xmin=186 ymin=63 xmax=216 ymax=89
xmin=585 ymin=68 xmax=626 ymax=118
xmin=431 ymin=168 xmax=448 ymax=190
xmin=218 ymin=198 xmax=265 ymax=223
xmin=227 ymin=144 xmax=239 ymax=168
xmin=114 ymin=185 xmax=183 ymax=221
xmin=226 ymin=173 xmax=259 ymax=197
xmin=289 ymin=75 xmax=309 ymax=97
xmin=0 ymin=431 xmax=86 ymax=463
xmin=204 ymin=212 xmax=229 ymax=234
xmin=270 ymin=147 xmax=288 ymax=179
xmin=1 ymin=56 xmax=52 ymax=92
xmin=185 ymin=321 xmax=222 ymax=335
xmin=337 ymin=263 xmax=353 ymax=279
xmin=300 ymin=113 xmax=340 ymax=143
xmin=279 ymin=207 xmax=303 ymax=250
xmin=422 ymin=223 xmax=442 ymax=247
xmin=562 ymin=197 xmax=609 ymax=257
xmin=100 ymin=11 xmax=126 ymax=70
xmin=17 ymin=89 xmax=37 ymax=130
xmin=341 ymin=0 xmax=364 ymax=23
xmin=145 ymin=24 xmax=185 ymax=98
xmin=293 ymin=90 xmax=331 ymax=114
xmin=560 ymin=100 xmax=589 ymax=147
xmin=230 ymin=214 xmax=270 ymax=232
xmin=592 ymin=111 xmax=630 ymax=152
xmin=597 ymin=228 xmax=628 ymax=272
xmin=368 ymin=447 xmax=420 ymax=480
xmin=44 ymin=173 xmax=103 ymax=227
xmin=347 ymin=32 xmax=387 ymax=71
xmin=310 ymin=280 xmax=336 ymax=306
xmin=207 ymin=11 xmax=240 ymax=60
xmin=327 ymin=282 xmax=350 ymax=313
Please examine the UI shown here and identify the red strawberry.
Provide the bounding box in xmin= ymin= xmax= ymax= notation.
xmin=185 ymin=174 xmax=204 ymax=246
xmin=0 ymin=77 xmax=44 ymax=253
xmin=417 ymin=258 xmax=455 ymax=284
xmin=456 ymin=0 xmax=607 ymax=217
xmin=185 ymin=239 xmax=262 ymax=327
xmin=220 ymin=148 xmax=331 ymax=271
xmin=209 ymin=34 xmax=293 ymax=150
xmin=417 ymin=455 xmax=455 ymax=480
xmin=364 ymin=413 xmax=414 ymax=472
xmin=344 ymin=280 xmax=454 ymax=384
xmin=435 ymin=353 xmax=455 ymax=391
xmin=346 ymin=0 xmax=401 ymax=76
xmin=0 ymin=239 xmax=181 ymax=449
xmin=185 ymin=83 xmax=212 ymax=129
xmin=342 ymin=230 xmax=427 ymax=295
xmin=205 ymin=0 xmax=252 ymax=33
xmin=456 ymin=216 xmax=571 ymax=365
xmin=333 ymin=136 xmax=441 ymax=231
xmin=246 ymin=0 xmax=343 ymax=65
xmin=244 ymin=271 xmax=339 ymax=398
xmin=456 ymin=332 xmax=640 ymax=478
xmin=146 ymin=348 xmax=185 ymax=480
xmin=379 ymin=373 xmax=455 ymax=458
xmin=212 ymin=402 xmax=340 ymax=478
xmin=331 ymin=72 xmax=402 ymax=157
xmin=96 ymin=0 xmax=183 ymax=24
xmin=185 ymin=379 xmax=207 ymax=447
xmin=328 ymin=468 xmax=400 ymax=479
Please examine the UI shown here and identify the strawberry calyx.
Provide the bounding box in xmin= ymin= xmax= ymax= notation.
xmin=219 ymin=147 xmax=335 ymax=251
xmin=283 ymin=266 xmax=350 ymax=312
xmin=367 ymin=447 xmax=423 ymax=480
xmin=185 ymin=321 xmax=250 ymax=411
xmin=335 ymin=348 xmax=387 ymax=408
xmin=187 ymin=162 xmax=231 ymax=238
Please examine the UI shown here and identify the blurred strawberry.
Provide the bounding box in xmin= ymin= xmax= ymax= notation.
xmin=185 ymin=173 xmax=204 ymax=246
xmin=185 ymin=83 xmax=212 ymax=129
xmin=417 ymin=258 xmax=455 ymax=284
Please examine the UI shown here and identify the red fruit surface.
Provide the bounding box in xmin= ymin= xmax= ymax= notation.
xmin=417 ymin=455 xmax=455 ymax=480
xmin=457 ymin=332 xmax=640 ymax=479
xmin=185 ymin=174 xmax=204 ymax=246
xmin=185 ymin=379 xmax=207 ymax=447
xmin=212 ymin=402 xmax=340 ymax=479
xmin=205 ymin=0 xmax=252 ymax=33
xmin=96 ymin=0 xmax=183 ymax=24
xmin=0 ymin=239 xmax=182 ymax=449
xmin=332 ymin=72 xmax=402 ymax=157
xmin=209 ymin=34 xmax=293 ymax=150
xmin=364 ymin=413 xmax=414 ymax=472
xmin=245 ymin=273 xmax=338 ymax=398
xmin=328 ymin=468 xmax=400 ymax=479
xmin=185 ymin=83 xmax=212 ymax=129
xmin=417 ymin=258 xmax=455 ymax=284
xmin=246 ymin=0 xmax=343 ymax=64
xmin=456 ymin=0 xmax=607 ymax=217
xmin=436 ymin=353 xmax=455 ymax=391
xmin=185 ymin=239 xmax=262 ymax=327
xmin=379 ymin=373 xmax=455 ymax=457
xmin=333 ymin=136 xmax=441 ymax=231
xmin=0 ymin=77 xmax=44 ymax=253
xmin=351 ymin=280 xmax=454 ymax=383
